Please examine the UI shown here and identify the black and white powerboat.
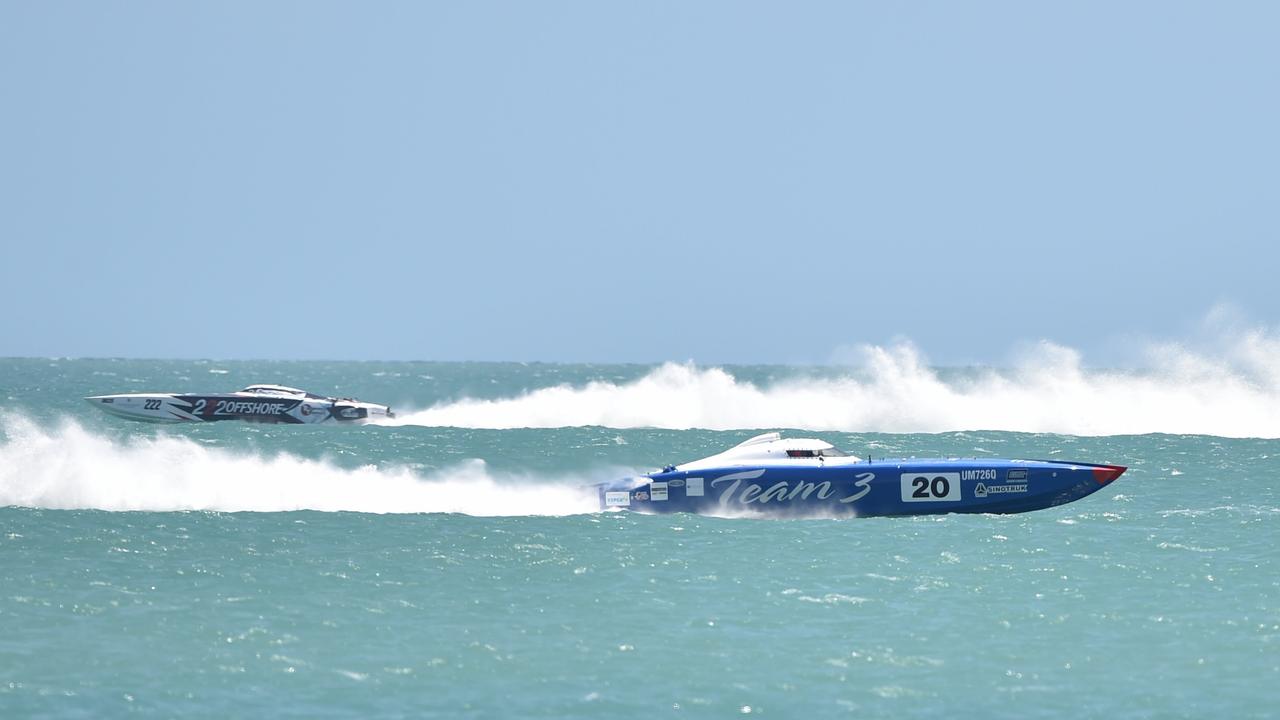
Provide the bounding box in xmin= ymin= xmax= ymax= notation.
xmin=86 ymin=384 xmax=394 ymax=424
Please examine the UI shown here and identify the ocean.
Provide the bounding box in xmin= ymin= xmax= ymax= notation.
xmin=1 ymin=357 xmax=1277 ymax=718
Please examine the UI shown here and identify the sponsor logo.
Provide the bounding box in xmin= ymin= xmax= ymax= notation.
xmin=300 ymin=404 xmax=313 ymax=416
xmin=650 ymin=482 xmax=668 ymax=501
xmin=1007 ymin=469 xmax=1028 ymax=481
xmin=634 ymin=491 xmax=649 ymax=501
xmin=215 ymin=400 xmax=289 ymax=416
xmin=668 ymin=478 xmax=685 ymax=488
xmin=604 ymin=491 xmax=631 ymax=507
xmin=711 ymin=470 xmax=873 ymax=507
xmin=686 ymin=478 xmax=704 ymax=496
xmin=975 ymin=483 xmax=1028 ymax=498
xmin=960 ymin=469 xmax=997 ymax=481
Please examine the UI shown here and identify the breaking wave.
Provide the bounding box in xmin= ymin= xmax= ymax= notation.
xmin=0 ymin=418 xmax=599 ymax=515
xmin=386 ymin=332 xmax=1280 ymax=438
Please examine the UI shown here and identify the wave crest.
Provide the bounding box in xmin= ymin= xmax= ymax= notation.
xmin=0 ymin=418 xmax=599 ymax=515
xmin=387 ymin=337 xmax=1280 ymax=437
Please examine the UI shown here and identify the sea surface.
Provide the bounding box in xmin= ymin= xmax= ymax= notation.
xmin=1 ymin=358 xmax=1277 ymax=718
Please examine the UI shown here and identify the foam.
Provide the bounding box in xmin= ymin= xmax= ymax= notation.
xmin=385 ymin=332 xmax=1280 ymax=437
xmin=0 ymin=418 xmax=600 ymax=515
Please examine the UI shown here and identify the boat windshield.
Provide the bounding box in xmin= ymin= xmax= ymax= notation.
xmin=240 ymin=385 xmax=305 ymax=396
xmin=786 ymin=447 xmax=850 ymax=458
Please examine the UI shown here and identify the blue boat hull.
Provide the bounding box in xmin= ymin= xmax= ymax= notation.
xmin=598 ymin=459 xmax=1125 ymax=517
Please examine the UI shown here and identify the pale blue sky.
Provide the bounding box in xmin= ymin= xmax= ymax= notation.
xmin=2 ymin=2 xmax=1276 ymax=364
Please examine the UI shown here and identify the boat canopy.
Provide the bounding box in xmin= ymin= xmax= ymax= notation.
xmin=674 ymin=432 xmax=859 ymax=471
xmin=239 ymin=384 xmax=331 ymax=400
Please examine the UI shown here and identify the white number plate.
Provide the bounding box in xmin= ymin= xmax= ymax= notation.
xmin=900 ymin=473 xmax=961 ymax=502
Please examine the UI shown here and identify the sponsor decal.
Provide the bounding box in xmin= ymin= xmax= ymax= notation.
xmin=604 ymin=491 xmax=631 ymax=507
xmin=668 ymin=478 xmax=685 ymax=488
xmin=711 ymin=470 xmax=874 ymax=507
xmin=686 ymin=478 xmax=704 ymax=497
xmin=650 ymin=482 xmax=668 ymax=501
xmin=214 ymin=400 xmax=290 ymax=416
xmin=634 ymin=491 xmax=649 ymax=501
xmin=960 ymin=469 xmax=997 ymax=481
xmin=300 ymin=403 xmax=313 ymax=416
xmin=901 ymin=473 xmax=962 ymax=502
xmin=1007 ymin=469 xmax=1028 ymax=481
xmin=976 ymin=483 xmax=1027 ymax=498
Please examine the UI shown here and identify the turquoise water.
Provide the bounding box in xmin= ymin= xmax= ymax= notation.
xmin=2 ymin=359 xmax=1278 ymax=717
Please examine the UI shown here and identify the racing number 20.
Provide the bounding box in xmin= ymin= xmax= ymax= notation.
xmin=900 ymin=472 xmax=961 ymax=502
xmin=911 ymin=475 xmax=950 ymax=499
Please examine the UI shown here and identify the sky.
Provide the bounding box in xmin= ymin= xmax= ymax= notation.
xmin=1 ymin=2 xmax=1277 ymax=365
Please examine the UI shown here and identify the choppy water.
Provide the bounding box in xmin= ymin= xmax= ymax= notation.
xmin=2 ymin=358 xmax=1277 ymax=717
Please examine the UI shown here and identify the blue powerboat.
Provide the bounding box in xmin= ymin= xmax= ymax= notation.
xmin=597 ymin=433 xmax=1125 ymax=517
